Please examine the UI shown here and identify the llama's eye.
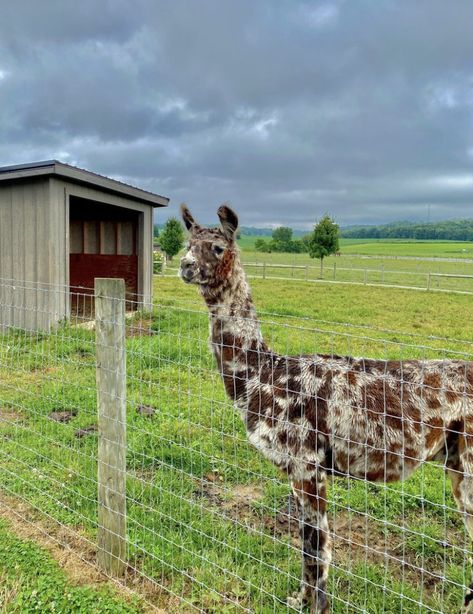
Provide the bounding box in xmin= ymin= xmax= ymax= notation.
xmin=212 ymin=245 xmax=224 ymax=256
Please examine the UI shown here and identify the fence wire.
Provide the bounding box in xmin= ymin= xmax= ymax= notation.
xmin=0 ymin=278 xmax=473 ymax=613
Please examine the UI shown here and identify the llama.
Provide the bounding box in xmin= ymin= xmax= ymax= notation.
xmin=179 ymin=204 xmax=473 ymax=613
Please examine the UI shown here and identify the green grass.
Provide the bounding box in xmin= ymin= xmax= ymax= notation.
xmin=0 ymin=519 xmax=142 ymax=613
xmin=340 ymin=238 xmax=473 ymax=258
xmin=1 ymin=275 xmax=473 ymax=612
xmin=230 ymin=236 xmax=473 ymax=293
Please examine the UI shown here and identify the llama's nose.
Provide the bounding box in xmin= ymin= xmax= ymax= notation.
xmin=180 ymin=259 xmax=196 ymax=281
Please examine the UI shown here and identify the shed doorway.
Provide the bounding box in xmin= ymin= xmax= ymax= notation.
xmin=69 ymin=196 xmax=140 ymax=315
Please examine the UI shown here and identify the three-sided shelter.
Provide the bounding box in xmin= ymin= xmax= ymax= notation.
xmin=0 ymin=160 xmax=169 ymax=330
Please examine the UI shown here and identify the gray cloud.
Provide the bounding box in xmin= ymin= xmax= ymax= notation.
xmin=1 ymin=0 xmax=473 ymax=227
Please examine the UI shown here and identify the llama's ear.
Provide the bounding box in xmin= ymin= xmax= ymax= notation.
xmin=180 ymin=203 xmax=197 ymax=231
xmin=217 ymin=205 xmax=239 ymax=241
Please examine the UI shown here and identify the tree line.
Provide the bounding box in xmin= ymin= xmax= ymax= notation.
xmin=341 ymin=219 xmax=473 ymax=241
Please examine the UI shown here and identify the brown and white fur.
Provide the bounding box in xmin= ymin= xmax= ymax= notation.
xmin=179 ymin=204 xmax=473 ymax=613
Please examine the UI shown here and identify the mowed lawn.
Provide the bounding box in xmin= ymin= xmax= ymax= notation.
xmin=0 ymin=274 xmax=473 ymax=612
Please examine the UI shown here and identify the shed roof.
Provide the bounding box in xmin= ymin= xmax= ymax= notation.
xmin=0 ymin=160 xmax=169 ymax=207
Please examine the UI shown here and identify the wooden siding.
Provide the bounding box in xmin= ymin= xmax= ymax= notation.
xmin=0 ymin=177 xmax=65 ymax=330
xmin=0 ymin=176 xmax=156 ymax=331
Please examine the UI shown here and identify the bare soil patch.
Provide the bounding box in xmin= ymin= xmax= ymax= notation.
xmin=193 ymin=477 xmax=463 ymax=592
xmin=126 ymin=319 xmax=154 ymax=338
xmin=0 ymin=408 xmax=23 ymax=429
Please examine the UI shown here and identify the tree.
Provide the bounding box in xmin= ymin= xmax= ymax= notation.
xmin=308 ymin=215 xmax=339 ymax=276
xmin=254 ymin=238 xmax=271 ymax=252
xmin=272 ymin=227 xmax=293 ymax=245
xmin=159 ymin=218 xmax=185 ymax=261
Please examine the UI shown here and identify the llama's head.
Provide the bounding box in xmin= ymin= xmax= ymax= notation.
xmin=179 ymin=204 xmax=239 ymax=288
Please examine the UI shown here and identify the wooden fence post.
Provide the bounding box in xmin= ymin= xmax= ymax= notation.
xmin=95 ymin=278 xmax=127 ymax=576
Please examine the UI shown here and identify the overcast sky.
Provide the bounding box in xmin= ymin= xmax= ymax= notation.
xmin=1 ymin=1 xmax=473 ymax=228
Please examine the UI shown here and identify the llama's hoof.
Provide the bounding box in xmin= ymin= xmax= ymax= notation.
xmin=287 ymin=590 xmax=306 ymax=611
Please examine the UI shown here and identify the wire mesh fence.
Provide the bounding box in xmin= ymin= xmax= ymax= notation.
xmin=1 ymin=277 xmax=473 ymax=613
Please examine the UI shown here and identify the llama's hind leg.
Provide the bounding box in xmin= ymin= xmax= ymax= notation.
xmin=447 ymin=428 xmax=473 ymax=613
xmin=288 ymin=473 xmax=331 ymax=614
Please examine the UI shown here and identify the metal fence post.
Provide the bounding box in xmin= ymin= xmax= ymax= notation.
xmin=333 ymin=262 xmax=336 ymax=281
xmin=95 ymin=278 xmax=127 ymax=576
xmin=263 ymin=262 xmax=266 ymax=279
xmin=427 ymin=273 xmax=431 ymax=290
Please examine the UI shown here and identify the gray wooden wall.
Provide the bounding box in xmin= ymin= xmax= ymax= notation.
xmin=0 ymin=176 xmax=155 ymax=331
xmin=0 ymin=177 xmax=66 ymax=330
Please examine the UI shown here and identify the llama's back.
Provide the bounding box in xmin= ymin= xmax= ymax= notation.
xmin=244 ymin=352 xmax=473 ymax=482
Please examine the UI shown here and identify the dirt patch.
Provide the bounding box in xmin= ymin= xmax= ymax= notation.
xmin=0 ymin=493 xmax=167 ymax=613
xmin=136 ymin=404 xmax=156 ymax=418
xmin=0 ymin=408 xmax=23 ymax=429
xmin=194 ymin=478 xmax=264 ymax=519
xmin=126 ymin=319 xmax=154 ymax=338
xmin=74 ymin=424 xmax=98 ymax=438
xmin=192 ymin=479 xmax=464 ymax=592
xmin=48 ymin=409 xmax=78 ymax=423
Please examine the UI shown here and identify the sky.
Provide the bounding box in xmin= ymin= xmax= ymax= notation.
xmin=1 ymin=1 xmax=473 ymax=229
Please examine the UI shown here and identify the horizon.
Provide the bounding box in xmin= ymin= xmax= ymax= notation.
xmin=155 ymin=214 xmax=473 ymax=233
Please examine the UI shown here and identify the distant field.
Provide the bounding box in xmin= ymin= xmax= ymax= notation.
xmin=237 ymin=235 xmax=473 ymax=259
xmin=340 ymin=238 xmax=473 ymax=258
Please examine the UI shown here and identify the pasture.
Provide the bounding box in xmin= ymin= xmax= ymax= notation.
xmin=228 ymin=237 xmax=473 ymax=293
xmin=1 ymin=270 xmax=473 ymax=612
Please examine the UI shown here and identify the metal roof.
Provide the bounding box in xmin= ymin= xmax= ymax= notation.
xmin=0 ymin=160 xmax=169 ymax=207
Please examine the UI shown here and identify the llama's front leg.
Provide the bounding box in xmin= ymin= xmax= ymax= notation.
xmin=288 ymin=473 xmax=331 ymax=613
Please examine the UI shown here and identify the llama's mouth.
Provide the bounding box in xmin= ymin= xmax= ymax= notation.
xmin=179 ymin=268 xmax=198 ymax=284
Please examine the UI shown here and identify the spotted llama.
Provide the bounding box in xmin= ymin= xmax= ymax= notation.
xmin=179 ymin=204 xmax=473 ymax=613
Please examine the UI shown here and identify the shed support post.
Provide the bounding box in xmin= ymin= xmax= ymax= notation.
xmin=95 ymin=278 xmax=127 ymax=576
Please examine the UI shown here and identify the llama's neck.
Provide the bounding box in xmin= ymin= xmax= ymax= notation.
xmin=201 ymin=262 xmax=269 ymax=403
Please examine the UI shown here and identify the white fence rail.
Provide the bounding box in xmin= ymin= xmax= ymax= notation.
xmin=162 ymin=260 xmax=473 ymax=295
xmin=1 ymin=278 xmax=473 ymax=612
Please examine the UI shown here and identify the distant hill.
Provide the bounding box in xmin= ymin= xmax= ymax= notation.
xmin=239 ymin=226 xmax=307 ymax=237
xmin=341 ymin=219 xmax=473 ymax=241
xmin=155 ymin=218 xmax=473 ymax=242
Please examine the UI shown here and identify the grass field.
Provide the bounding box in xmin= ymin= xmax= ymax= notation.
xmin=0 ymin=514 xmax=143 ymax=613
xmin=224 ymin=237 xmax=473 ymax=293
xmin=1 ymin=272 xmax=473 ymax=612
xmin=340 ymin=239 xmax=473 ymax=258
